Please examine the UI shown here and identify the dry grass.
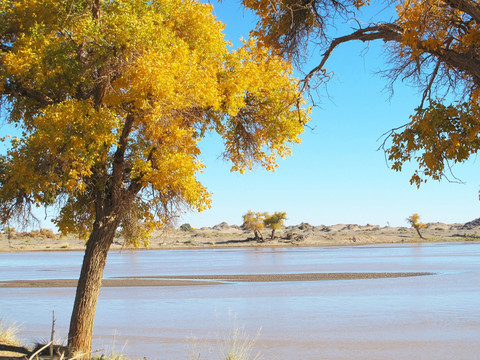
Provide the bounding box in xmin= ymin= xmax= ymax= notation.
xmin=188 ymin=313 xmax=262 ymax=360
xmin=187 ymin=312 xmax=262 ymax=360
xmin=0 ymin=320 xmax=21 ymax=346
xmin=220 ymin=325 xmax=261 ymax=360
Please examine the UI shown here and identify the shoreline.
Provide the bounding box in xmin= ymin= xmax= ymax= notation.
xmin=1 ymin=220 xmax=479 ymax=253
xmin=1 ymin=237 xmax=478 ymax=254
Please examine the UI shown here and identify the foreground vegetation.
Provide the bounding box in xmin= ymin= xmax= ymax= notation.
xmin=0 ymin=319 xmax=260 ymax=360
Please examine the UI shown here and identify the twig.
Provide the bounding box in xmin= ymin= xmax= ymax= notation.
xmin=28 ymin=341 xmax=52 ymax=360
xmin=50 ymin=311 xmax=56 ymax=358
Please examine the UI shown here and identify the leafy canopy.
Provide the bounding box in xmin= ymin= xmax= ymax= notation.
xmin=264 ymin=211 xmax=286 ymax=230
xmin=264 ymin=211 xmax=286 ymax=239
xmin=407 ymin=213 xmax=426 ymax=231
xmin=242 ymin=211 xmax=267 ymax=233
xmin=0 ymin=0 xmax=309 ymax=245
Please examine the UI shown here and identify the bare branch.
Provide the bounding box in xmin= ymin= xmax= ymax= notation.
xmin=301 ymin=23 xmax=402 ymax=91
xmin=377 ymin=121 xmax=411 ymax=166
xmin=420 ymin=59 xmax=442 ymax=109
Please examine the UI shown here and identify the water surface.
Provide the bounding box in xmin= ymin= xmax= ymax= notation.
xmin=1 ymin=242 xmax=479 ymax=360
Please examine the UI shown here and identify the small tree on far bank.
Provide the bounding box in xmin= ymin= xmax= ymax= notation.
xmin=407 ymin=213 xmax=426 ymax=239
xmin=180 ymin=223 xmax=193 ymax=232
xmin=242 ymin=211 xmax=267 ymax=242
xmin=264 ymin=212 xmax=286 ymax=239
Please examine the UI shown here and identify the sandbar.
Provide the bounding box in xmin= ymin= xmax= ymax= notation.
xmin=0 ymin=272 xmax=433 ymax=288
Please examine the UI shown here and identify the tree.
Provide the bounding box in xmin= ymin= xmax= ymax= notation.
xmin=180 ymin=223 xmax=193 ymax=232
xmin=242 ymin=0 xmax=480 ymax=190
xmin=407 ymin=213 xmax=427 ymax=238
xmin=242 ymin=211 xmax=267 ymax=241
xmin=0 ymin=0 xmax=308 ymax=357
xmin=264 ymin=211 xmax=286 ymax=239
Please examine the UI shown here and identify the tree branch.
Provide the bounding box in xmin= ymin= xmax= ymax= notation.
xmin=444 ymin=0 xmax=480 ymax=23
xmin=3 ymin=81 xmax=55 ymax=105
xmin=432 ymin=46 xmax=480 ymax=86
xmin=301 ymin=24 xmax=402 ymax=91
xmin=111 ymin=114 xmax=134 ymax=197
xmin=91 ymin=0 xmax=101 ymax=21
xmin=126 ymin=146 xmax=155 ymax=199
xmin=420 ymin=59 xmax=442 ymax=109
xmin=302 ymin=20 xmax=480 ymax=93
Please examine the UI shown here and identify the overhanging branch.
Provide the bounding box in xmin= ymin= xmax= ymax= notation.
xmin=301 ymin=23 xmax=402 ymax=92
xmin=301 ymin=20 xmax=480 ymax=92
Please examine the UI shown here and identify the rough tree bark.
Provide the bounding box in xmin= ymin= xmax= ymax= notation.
xmin=67 ymin=211 xmax=122 ymax=358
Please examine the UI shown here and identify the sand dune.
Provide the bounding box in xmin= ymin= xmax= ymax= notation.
xmin=1 ymin=219 xmax=479 ymax=252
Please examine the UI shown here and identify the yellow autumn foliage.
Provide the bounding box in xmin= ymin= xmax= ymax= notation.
xmin=0 ymin=0 xmax=309 ymax=246
xmin=407 ymin=213 xmax=426 ymax=238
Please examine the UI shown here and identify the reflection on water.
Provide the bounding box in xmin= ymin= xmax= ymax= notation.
xmin=1 ymin=243 xmax=480 ymax=360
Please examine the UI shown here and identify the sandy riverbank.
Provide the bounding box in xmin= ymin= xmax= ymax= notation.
xmin=1 ymin=218 xmax=480 ymax=252
xmin=0 ymin=272 xmax=434 ymax=288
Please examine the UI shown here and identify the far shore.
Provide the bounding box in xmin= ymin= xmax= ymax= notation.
xmin=1 ymin=219 xmax=480 ymax=253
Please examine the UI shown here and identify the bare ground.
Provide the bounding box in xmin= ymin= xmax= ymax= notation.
xmin=1 ymin=220 xmax=479 ymax=252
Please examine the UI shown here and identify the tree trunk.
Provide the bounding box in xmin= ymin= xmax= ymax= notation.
xmin=271 ymin=229 xmax=275 ymax=240
xmin=67 ymin=214 xmax=121 ymax=359
xmin=256 ymin=230 xmax=264 ymax=242
xmin=415 ymin=227 xmax=424 ymax=239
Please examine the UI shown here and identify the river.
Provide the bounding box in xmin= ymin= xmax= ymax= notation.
xmin=1 ymin=242 xmax=479 ymax=360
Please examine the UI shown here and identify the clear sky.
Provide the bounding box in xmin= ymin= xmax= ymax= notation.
xmin=181 ymin=0 xmax=480 ymax=228
xmin=1 ymin=1 xmax=478 ymax=230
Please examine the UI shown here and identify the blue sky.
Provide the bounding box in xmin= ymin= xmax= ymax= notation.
xmin=1 ymin=1 xmax=478 ymax=230
xmin=181 ymin=0 xmax=480 ymax=227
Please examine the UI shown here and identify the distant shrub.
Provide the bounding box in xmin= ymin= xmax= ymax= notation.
xmin=30 ymin=230 xmax=41 ymax=238
xmin=180 ymin=223 xmax=193 ymax=232
xmin=19 ymin=232 xmax=34 ymax=238
xmin=40 ymin=228 xmax=56 ymax=239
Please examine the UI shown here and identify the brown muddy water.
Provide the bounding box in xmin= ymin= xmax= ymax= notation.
xmin=1 ymin=243 xmax=479 ymax=360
